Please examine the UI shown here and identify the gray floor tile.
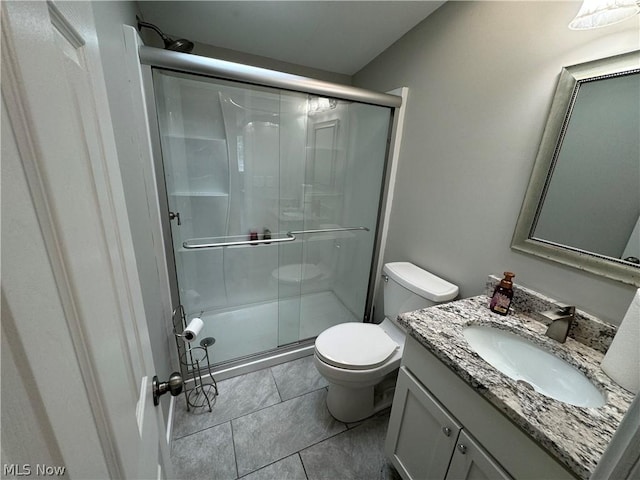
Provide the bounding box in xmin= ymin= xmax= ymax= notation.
xmin=171 ymin=422 xmax=237 ymax=480
xmin=271 ymin=355 xmax=328 ymax=400
xmin=346 ymin=407 xmax=391 ymax=429
xmin=240 ymin=454 xmax=307 ymax=480
xmin=300 ymin=411 xmax=400 ymax=480
xmin=173 ymin=368 xmax=281 ymax=439
xmin=233 ymin=389 xmax=346 ymax=476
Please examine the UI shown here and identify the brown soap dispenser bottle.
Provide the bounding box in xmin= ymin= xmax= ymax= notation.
xmin=489 ymin=272 xmax=515 ymax=315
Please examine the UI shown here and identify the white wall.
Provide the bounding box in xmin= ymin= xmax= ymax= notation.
xmin=92 ymin=1 xmax=174 ymax=418
xmin=353 ymin=1 xmax=639 ymax=325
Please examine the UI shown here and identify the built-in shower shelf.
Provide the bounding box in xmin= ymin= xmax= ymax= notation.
xmin=170 ymin=191 xmax=229 ymax=197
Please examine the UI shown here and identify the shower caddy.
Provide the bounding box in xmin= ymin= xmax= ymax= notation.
xmin=172 ymin=305 xmax=218 ymax=412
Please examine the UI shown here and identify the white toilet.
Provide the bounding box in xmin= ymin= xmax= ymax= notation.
xmin=314 ymin=262 xmax=458 ymax=422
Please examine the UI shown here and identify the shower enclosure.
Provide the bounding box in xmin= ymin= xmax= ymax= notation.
xmin=142 ymin=47 xmax=399 ymax=368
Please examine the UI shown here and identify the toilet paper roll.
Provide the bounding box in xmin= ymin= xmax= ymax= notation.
xmin=601 ymin=289 xmax=640 ymax=394
xmin=182 ymin=317 xmax=204 ymax=343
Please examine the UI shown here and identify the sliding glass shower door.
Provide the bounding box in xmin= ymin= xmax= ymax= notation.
xmin=153 ymin=68 xmax=391 ymax=365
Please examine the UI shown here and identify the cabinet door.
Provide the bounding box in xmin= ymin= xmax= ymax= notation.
xmin=445 ymin=430 xmax=512 ymax=480
xmin=385 ymin=367 xmax=462 ymax=480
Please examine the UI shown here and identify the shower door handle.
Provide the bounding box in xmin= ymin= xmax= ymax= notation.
xmin=169 ymin=211 xmax=181 ymax=225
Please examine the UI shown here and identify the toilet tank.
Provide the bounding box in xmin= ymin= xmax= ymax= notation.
xmin=383 ymin=262 xmax=459 ymax=320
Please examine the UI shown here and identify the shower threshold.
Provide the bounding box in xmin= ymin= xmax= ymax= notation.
xmin=209 ymin=341 xmax=316 ymax=383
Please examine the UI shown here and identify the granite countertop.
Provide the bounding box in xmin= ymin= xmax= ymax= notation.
xmin=397 ymin=295 xmax=635 ymax=480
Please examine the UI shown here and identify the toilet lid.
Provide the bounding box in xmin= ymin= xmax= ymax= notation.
xmin=315 ymin=323 xmax=399 ymax=370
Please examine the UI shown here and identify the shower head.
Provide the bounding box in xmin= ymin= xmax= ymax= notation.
xmin=137 ymin=18 xmax=194 ymax=53
xmin=165 ymin=37 xmax=195 ymax=53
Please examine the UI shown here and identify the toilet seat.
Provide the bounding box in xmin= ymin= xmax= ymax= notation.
xmin=315 ymin=323 xmax=398 ymax=370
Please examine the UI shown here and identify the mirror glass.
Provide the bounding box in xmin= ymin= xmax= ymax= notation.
xmin=512 ymin=51 xmax=640 ymax=286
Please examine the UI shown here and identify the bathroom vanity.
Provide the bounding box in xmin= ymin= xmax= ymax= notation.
xmin=385 ymin=281 xmax=634 ymax=480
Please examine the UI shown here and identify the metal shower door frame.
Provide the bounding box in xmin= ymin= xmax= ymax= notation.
xmin=137 ymin=44 xmax=402 ymax=377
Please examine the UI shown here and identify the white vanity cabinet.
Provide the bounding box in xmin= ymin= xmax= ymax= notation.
xmin=385 ymin=367 xmax=461 ymax=479
xmin=385 ymin=336 xmax=576 ymax=480
xmin=386 ymin=367 xmax=511 ymax=480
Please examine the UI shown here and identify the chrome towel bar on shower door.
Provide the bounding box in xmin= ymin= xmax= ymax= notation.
xmin=183 ymin=232 xmax=296 ymax=249
xmin=182 ymin=226 xmax=370 ymax=250
xmin=288 ymin=226 xmax=369 ymax=236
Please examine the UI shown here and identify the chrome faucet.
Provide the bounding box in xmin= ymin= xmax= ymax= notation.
xmin=541 ymin=304 xmax=575 ymax=343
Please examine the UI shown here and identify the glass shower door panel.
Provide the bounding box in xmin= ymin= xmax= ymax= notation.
xmin=153 ymin=67 xmax=392 ymax=363
xmin=153 ymin=71 xmax=231 ymax=317
xmin=296 ymin=100 xmax=392 ymax=339
xmin=272 ymin=92 xmax=308 ymax=347
xmin=154 ymin=69 xmax=307 ymax=363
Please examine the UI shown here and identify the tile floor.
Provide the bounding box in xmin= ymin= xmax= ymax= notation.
xmin=170 ymin=355 xmax=401 ymax=480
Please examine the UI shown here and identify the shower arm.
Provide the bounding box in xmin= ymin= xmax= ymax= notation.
xmin=137 ymin=19 xmax=172 ymax=44
xmin=136 ymin=17 xmax=195 ymax=53
xmin=182 ymin=226 xmax=369 ymax=250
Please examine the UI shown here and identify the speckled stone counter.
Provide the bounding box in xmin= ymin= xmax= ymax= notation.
xmin=397 ymin=293 xmax=635 ymax=480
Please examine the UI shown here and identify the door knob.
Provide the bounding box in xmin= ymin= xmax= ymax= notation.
xmin=152 ymin=372 xmax=183 ymax=406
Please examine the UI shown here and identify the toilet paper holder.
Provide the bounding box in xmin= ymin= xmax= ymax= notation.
xmin=172 ymin=305 xmax=218 ymax=412
xmin=173 ymin=310 xmax=203 ymax=339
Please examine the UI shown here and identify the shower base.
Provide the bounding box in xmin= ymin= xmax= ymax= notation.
xmin=197 ymin=290 xmax=359 ymax=367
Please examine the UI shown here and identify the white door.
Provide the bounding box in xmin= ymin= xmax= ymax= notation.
xmin=2 ymin=1 xmax=171 ymax=478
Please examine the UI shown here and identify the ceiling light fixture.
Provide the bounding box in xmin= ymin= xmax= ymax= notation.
xmin=308 ymin=97 xmax=337 ymax=114
xmin=569 ymin=0 xmax=640 ymax=29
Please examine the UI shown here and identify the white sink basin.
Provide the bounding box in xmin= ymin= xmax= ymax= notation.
xmin=462 ymin=325 xmax=605 ymax=408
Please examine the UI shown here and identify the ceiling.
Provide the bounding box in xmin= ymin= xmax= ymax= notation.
xmin=137 ymin=1 xmax=445 ymax=75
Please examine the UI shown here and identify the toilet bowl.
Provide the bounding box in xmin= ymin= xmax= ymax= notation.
xmin=314 ymin=262 xmax=458 ymax=422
